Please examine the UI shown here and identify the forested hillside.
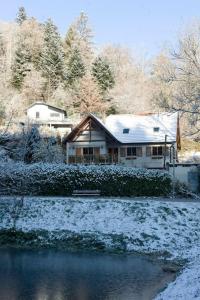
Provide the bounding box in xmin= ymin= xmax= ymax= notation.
xmin=0 ymin=7 xmax=200 ymax=138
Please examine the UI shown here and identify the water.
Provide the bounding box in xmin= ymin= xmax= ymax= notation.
xmin=0 ymin=248 xmax=174 ymax=300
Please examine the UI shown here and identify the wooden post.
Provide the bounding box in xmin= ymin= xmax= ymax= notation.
xmin=172 ymin=143 xmax=175 ymax=199
xmin=163 ymin=134 xmax=168 ymax=169
xmin=89 ymin=119 xmax=92 ymax=142
xmin=118 ymin=146 xmax=120 ymax=164
xmin=66 ymin=142 xmax=69 ymax=164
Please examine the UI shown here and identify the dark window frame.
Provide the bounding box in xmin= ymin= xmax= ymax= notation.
xmin=50 ymin=112 xmax=60 ymax=117
xmin=152 ymin=146 xmax=163 ymax=156
xmin=83 ymin=147 xmax=94 ymax=155
xmin=127 ymin=147 xmax=136 ymax=156
xmin=126 ymin=147 xmax=143 ymax=157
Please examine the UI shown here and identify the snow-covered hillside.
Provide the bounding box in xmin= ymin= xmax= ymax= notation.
xmin=0 ymin=197 xmax=200 ymax=299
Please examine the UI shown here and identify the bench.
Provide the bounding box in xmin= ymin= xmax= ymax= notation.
xmin=72 ymin=189 xmax=101 ymax=196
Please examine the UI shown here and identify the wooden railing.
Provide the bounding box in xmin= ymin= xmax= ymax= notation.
xmin=68 ymin=155 xmax=118 ymax=164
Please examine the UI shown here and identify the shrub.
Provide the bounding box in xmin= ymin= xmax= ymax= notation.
xmin=0 ymin=163 xmax=172 ymax=196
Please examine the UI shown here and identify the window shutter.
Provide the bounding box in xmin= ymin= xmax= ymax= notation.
xmin=136 ymin=147 xmax=142 ymax=157
xmin=120 ymin=148 xmax=126 ymax=157
xmin=158 ymin=146 xmax=163 ymax=155
xmin=76 ymin=148 xmax=82 ymax=156
xmin=146 ymin=146 xmax=151 ymax=156
xmin=94 ymin=147 xmax=100 ymax=156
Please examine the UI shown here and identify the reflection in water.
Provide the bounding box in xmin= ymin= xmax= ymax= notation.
xmin=0 ymin=248 xmax=174 ymax=300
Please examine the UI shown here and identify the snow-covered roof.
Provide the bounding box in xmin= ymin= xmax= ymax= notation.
xmin=65 ymin=112 xmax=179 ymax=145
xmin=104 ymin=112 xmax=178 ymax=144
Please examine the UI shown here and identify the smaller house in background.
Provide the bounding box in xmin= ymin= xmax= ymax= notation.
xmin=63 ymin=112 xmax=181 ymax=169
xmin=25 ymin=102 xmax=73 ymax=137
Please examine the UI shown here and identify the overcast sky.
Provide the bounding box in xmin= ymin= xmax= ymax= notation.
xmin=0 ymin=0 xmax=200 ymax=57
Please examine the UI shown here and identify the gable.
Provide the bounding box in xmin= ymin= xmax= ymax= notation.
xmin=65 ymin=115 xmax=119 ymax=144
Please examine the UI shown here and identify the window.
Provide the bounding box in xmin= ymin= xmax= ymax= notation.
xmin=127 ymin=147 xmax=136 ymax=156
xmin=153 ymin=127 xmax=160 ymax=132
xmin=83 ymin=147 xmax=94 ymax=155
xmin=126 ymin=147 xmax=142 ymax=157
xmin=152 ymin=146 xmax=163 ymax=156
xmin=36 ymin=112 xmax=40 ymax=118
xmin=50 ymin=113 xmax=60 ymax=117
xmin=123 ymin=128 xmax=130 ymax=134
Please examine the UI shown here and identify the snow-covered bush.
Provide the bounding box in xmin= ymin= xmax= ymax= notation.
xmin=0 ymin=163 xmax=171 ymax=196
xmin=7 ymin=126 xmax=64 ymax=163
xmin=33 ymin=137 xmax=64 ymax=163
xmin=0 ymin=147 xmax=12 ymax=163
xmin=9 ymin=125 xmax=41 ymax=163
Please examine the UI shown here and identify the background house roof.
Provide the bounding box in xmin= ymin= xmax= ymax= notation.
xmin=104 ymin=112 xmax=178 ymax=143
xmin=27 ymin=102 xmax=67 ymax=116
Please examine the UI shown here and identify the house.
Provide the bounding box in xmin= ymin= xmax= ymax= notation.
xmin=25 ymin=102 xmax=73 ymax=137
xmin=63 ymin=112 xmax=181 ymax=169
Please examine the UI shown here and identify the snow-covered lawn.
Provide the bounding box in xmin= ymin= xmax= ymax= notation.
xmin=0 ymin=196 xmax=200 ymax=299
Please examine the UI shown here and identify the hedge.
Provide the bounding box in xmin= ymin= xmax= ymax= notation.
xmin=0 ymin=163 xmax=172 ymax=196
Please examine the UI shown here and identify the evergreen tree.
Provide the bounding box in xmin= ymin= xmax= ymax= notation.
xmin=0 ymin=32 xmax=6 ymax=76
xmin=64 ymin=12 xmax=93 ymax=66
xmin=64 ymin=26 xmax=77 ymax=59
xmin=39 ymin=19 xmax=64 ymax=95
xmin=0 ymin=102 xmax=5 ymax=125
xmin=92 ymin=56 xmax=115 ymax=93
xmin=65 ymin=48 xmax=85 ymax=86
xmin=23 ymin=126 xmax=41 ymax=164
xmin=16 ymin=7 xmax=27 ymax=25
xmin=0 ymin=33 xmax=5 ymax=57
xmin=11 ymin=43 xmax=31 ymax=89
xmin=33 ymin=137 xmax=64 ymax=163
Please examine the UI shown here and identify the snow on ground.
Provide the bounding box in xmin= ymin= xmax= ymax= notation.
xmin=0 ymin=196 xmax=200 ymax=299
xmin=155 ymin=260 xmax=200 ymax=300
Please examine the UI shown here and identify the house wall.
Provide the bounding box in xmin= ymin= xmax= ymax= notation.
xmin=76 ymin=130 xmax=105 ymax=143
xmin=67 ymin=129 xmax=107 ymax=156
xmin=27 ymin=104 xmax=65 ymax=122
xmin=119 ymin=145 xmax=171 ymax=168
xmin=66 ymin=139 xmax=174 ymax=168
xmin=67 ymin=141 xmax=107 ymax=156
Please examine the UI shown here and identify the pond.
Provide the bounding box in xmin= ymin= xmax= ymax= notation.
xmin=0 ymin=248 xmax=175 ymax=300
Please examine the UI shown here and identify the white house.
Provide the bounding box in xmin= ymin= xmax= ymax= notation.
xmin=26 ymin=102 xmax=73 ymax=136
xmin=63 ymin=112 xmax=181 ymax=169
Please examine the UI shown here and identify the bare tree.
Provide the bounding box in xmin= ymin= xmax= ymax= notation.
xmin=152 ymin=25 xmax=200 ymax=137
xmin=71 ymin=73 xmax=109 ymax=115
xmin=101 ymin=45 xmax=152 ymax=113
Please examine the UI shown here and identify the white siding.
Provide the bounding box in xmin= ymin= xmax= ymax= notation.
xmin=68 ymin=141 xmax=106 ymax=156
xmin=27 ymin=104 xmax=65 ymax=122
xmin=76 ymin=130 xmax=105 ymax=142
